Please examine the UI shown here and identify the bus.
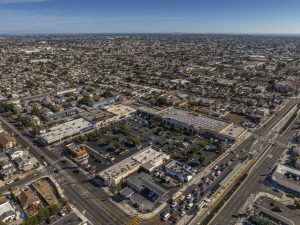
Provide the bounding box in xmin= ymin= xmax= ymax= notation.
xmin=171 ymin=191 xmax=183 ymax=203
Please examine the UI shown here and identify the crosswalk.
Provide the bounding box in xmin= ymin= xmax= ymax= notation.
xmin=127 ymin=217 xmax=144 ymax=225
xmin=126 ymin=215 xmax=170 ymax=225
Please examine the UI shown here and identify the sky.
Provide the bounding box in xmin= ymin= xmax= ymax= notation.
xmin=0 ymin=0 xmax=300 ymax=34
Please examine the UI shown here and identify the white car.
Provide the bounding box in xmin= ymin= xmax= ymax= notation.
xmin=186 ymin=194 xmax=192 ymax=200
xmin=162 ymin=213 xmax=170 ymax=221
xmin=171 ymin=202 xmax=177 ymax=208
xmin=216 ymin=170 xmax=222 ymax=176
xmin=187 ymin=203 xmax=194 ymax=210
xmin=213 ymin=166 xmax=218 ymax=170
xmin=180 ymin=210 xmax=186 ymax=216
xmin=43 ymin=161 xmax=48 ymax=166
xmin=59 ymin=211 xmax=66 ymax=217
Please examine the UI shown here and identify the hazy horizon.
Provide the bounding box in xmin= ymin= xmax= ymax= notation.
xmin=0 ymin=0 xmax=300 ymax=34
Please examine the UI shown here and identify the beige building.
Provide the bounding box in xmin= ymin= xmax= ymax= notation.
xmin=99 ymin=146 xmax=169 ymax=187
xmin=103 ymin=104 xmax=136 ymax=120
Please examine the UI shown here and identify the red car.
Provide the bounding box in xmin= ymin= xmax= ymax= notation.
xmin=169 ymin=215 xmax=177 ymax=222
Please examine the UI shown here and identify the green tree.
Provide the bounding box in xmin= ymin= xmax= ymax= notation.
xmin=198 ymin=153 xmax=206 ymax=165
xmin=120 ymin=124 xmax=131 ymax=132
xmin=32 ymin=126 xmax=40 ymax=136
xmin=294 ymin=199 xmax=300 ymax=209
xmin=131 ymin=137 xmax=141 ymax=146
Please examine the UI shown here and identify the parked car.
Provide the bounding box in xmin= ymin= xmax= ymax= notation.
xmin=186 ymin=203 xmax=194 ymax=210
xmin=59 ymin=211 xmax=66 ymax=217
xmin=162 ymin=213 xmax=170 ymax=221
xmin=171 ymin=202 xmax=177 ymax=208
xmin=186 ymin=194 xmax=192 ymax=200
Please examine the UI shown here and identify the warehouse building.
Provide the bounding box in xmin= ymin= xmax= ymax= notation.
xmin=99 ymin=146 xmax=169 ymax=187
xmin=138 ymin=106 xmax=247 ymax=142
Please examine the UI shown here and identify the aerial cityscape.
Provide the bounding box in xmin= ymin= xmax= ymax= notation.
xmin=0 ymin=1 xmax=300 ymax=225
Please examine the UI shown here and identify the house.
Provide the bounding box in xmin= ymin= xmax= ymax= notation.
xmin=0 ymin=135 xmax=16 ymax=149
xmin=18 ymin=187 xmax=41 ymax=211
xmin=0 ymin=160 xmax=14 ymax=171
xmin=7 ymin=147 xmax=24 ymax=160
xmin=14 ymin=156 xmax=31 ymax=170
xmin=0 ymin=126 xmax=5 ymax=134
xmin=0 ymin=201 xmax=15 ymax=223
xmin=0 ymin=153 xmax=15 ymax=180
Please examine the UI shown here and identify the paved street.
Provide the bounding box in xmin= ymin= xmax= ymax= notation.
xmin=209 ymin=105 xmax=300 ymax=225
xmin=0 ymin=115 xmax=132 ymax=225
xmin=0 ymin=99 xmax=298 ymax=225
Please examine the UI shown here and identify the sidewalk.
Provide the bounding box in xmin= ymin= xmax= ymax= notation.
xmin=49 ymin=175 xmax=91 ymax=224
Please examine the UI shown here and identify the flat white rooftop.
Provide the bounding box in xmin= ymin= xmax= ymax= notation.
xmin=40 ymin=118 xmax=92 ymax=144
xmin=160 ymin=107 xmax=231 ymax=133
xmin=276 ymin=164 xmax=300 ymax=176
xmin=99 ymin=146 xmax=169 ymax=183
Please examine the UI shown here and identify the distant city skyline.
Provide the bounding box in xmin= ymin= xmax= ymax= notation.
xmin=0 ymin=0 xmax=300 ymax=34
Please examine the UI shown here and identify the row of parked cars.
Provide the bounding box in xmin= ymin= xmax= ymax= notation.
xmin=161 ymin=194 xmax=197 ymax=223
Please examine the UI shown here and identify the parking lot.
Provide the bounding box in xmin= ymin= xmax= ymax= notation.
xmin=159 ymin=139 xmax=253 ymax=224
xmin=82 ymin=115 xmax=221 ymax=174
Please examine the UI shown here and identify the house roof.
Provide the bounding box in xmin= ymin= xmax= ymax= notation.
xmin=18 ymin=188 xmax=40 ymax=209
xmin=0 ymin=135 xmax=16 ymax=146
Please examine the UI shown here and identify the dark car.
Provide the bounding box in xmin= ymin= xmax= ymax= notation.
xmin=272 ymin=206 xmax=283 ymax=212
xmin=72 ymin=169 xmax=80 ymax=174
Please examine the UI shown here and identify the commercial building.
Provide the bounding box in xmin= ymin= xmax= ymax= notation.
xmin=88 ymin=97 xmax=117 ymax=109
xmin=80 ymin=109 xmax=116 ymax=129
xmin=127 ymin=172 xmax=167 ymax=201
xmin=138 ymin=106 xmax=247 ymax=142
xmin=270 ymin=164 xmax=300 ymax=197
xmin=80 ymin=104 xmax=136 ymax=129
xmin=65 ymin=143 xmax=89 ymax=165
xmin=103 ymin=104 xmax=136 ymax=120
xmin=164 ymin=160 xmax=193 ymax=183
xmin=39 ymin=118 xmax=95 ymax=145
xmin=99 ymin=146 xmax=169 ymax=187
xmin=41 ymin=107 xmax=79 ymax=121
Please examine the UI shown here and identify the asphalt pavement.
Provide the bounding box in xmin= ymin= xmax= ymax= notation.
xmin=0 ymin=114 xmax=132 ymax=225
xmin=209 ymin=106 xmax=300 ymax=225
